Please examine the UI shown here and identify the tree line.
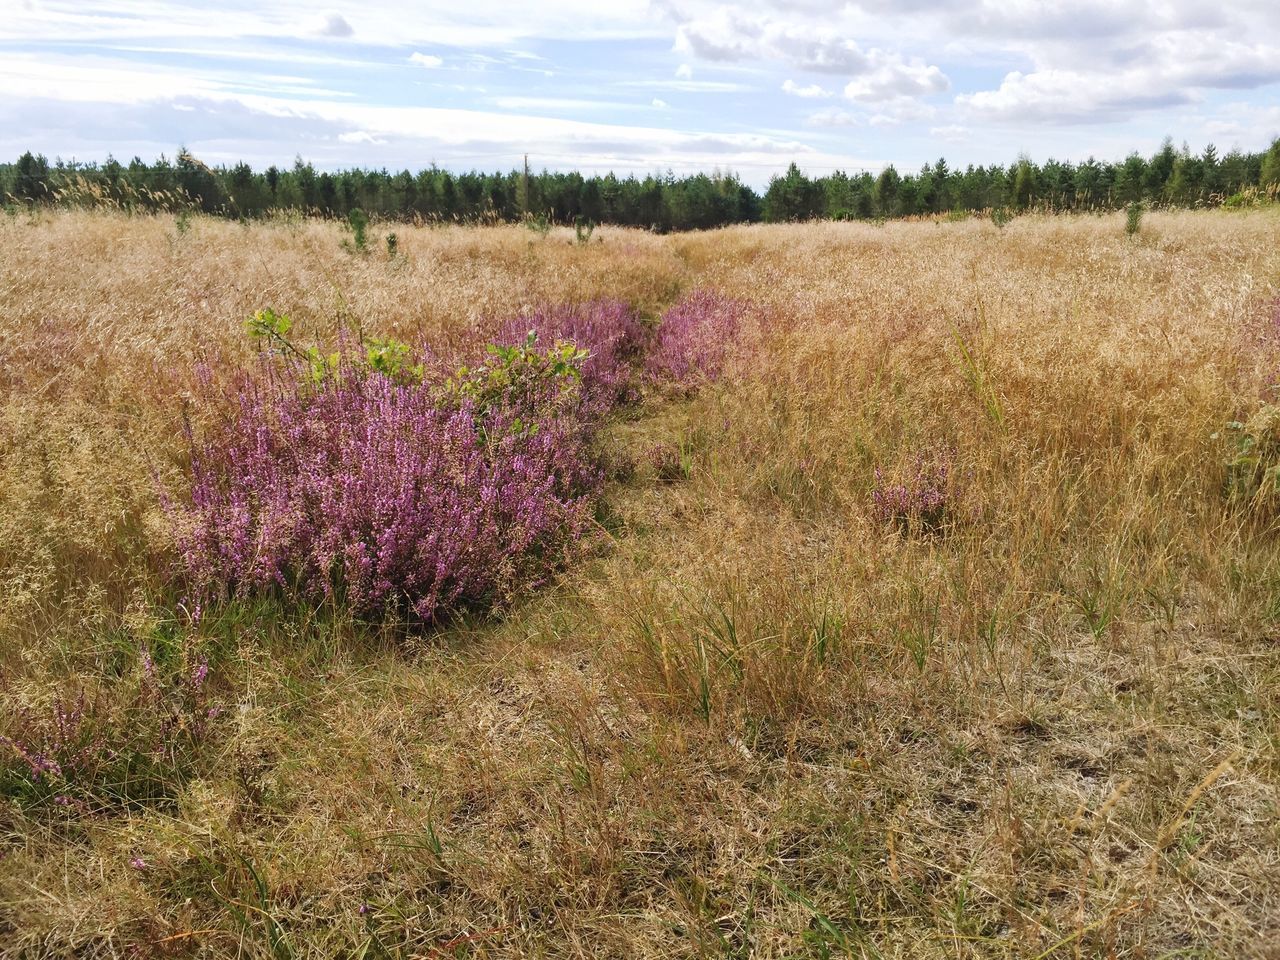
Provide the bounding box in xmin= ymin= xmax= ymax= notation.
xmin=3 ymin=136 xmax=1278 ymax=231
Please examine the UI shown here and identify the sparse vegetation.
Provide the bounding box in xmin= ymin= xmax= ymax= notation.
xmin=341 ymin=206 xmax=369 ymax=253
xmin=2 ymin=207 xmax=1280 ymax=957
xmin=1126 ymin=199 xmax=1144 ymax=235
xmin=1225 ymin=401 xmax=1280 ymax=525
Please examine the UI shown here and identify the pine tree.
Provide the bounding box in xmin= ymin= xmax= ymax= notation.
xmin=1260 ymin=138 xmax=1280 ymax=189
xmin=13 ymin=151 xmax=50 ymax=201
xmin=1201 ymin=144 xmax=1221 ymax=197
xmin=763 ymin=163 xmax=821 ymax=222
xmin=1013 ymin=158 xmax=1035 ymax=210
xmin=873 ymin=165 xmax=900 ymax=217
xmin=1144 ymin=137 xmax=1177 ymax=199
xmin=1115 ymin=153 xmax=1147 ymax=204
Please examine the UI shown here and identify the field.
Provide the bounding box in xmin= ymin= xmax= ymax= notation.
xmin=2 ymin=207 xmax=1280 ymax=958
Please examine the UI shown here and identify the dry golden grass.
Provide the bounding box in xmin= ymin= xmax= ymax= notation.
xmin=2 ymin=207 xmax=1279 ymax=958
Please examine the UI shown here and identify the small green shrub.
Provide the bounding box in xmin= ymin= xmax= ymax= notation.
xmin=247 ymin=307 xmax=422 ymax=385
xmin=342 ymin=207 xmax=369 ymax=253
xmin=1125 ymin=201 xmax=1143 ymax=236
xmin=444 ymin=331 xmax=589 ymax=426
xmin=1224 ymin=403 xmax=1280 ymax=521
xmin=574 ymin=216 xmax=595 ymax=246
xmin=385 ymin=232 xmax=397 ymax=257
xmin=525 ymin=212 xmax=551 ymax=238
xmin=364 ymin=336 xmax=421 ymax=382
xmin=990 ymin=206 xmax=1012 ymax=229
xmin=1223 ymin=187 xmax=1275 ymax=209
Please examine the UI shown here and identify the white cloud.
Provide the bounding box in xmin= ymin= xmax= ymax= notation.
xmin=958 ymin=69 xmax=1191 ymax=124
xmin=338 ymin=130 xmax=383 ymax=143
xmin=492 ymin=95 xmax=634 ymax=111
xmin=957 ymin=33 xmax=1280 ymax=125
xmin=930 ymin=124 xmax=969 ymax=142
xmin=618 ymin=79 xmax=751 ymax=93
xmin=806 ymin=108 xmax=861 ymax=126
xmin=0 ymin=52 xmax=355 ymax=104
xmin=675 ymin=10 xmax=874 ymax=73
xmin=408 ymin=52 xmax=443 ymax=69
xmin=782 ymin=79 xmax=832 ymax=98
xmin=675 ymin=63 xmax=694 ymax=79
xmin=843 ymin=58 xmax=948 ymax=102
xmin=662 ymin=0 xmax=1280 ymax=129
xmin=671 ymin=10 xmax=950 ymax=107
xmin=868 ymin=98 xmax=936 ymax=125
xmin=0 ymin=0 xmax=664 ymax=49
xmin=318 ymin=13 xmax=353 ymax=38
xmin=1201 ymin=103 xmax=1280 ymax=144
xmin=652 ymin=98 xmax=669 ymax=108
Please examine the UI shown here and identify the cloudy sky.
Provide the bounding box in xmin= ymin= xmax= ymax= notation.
xmin=3 ymin=0 xmax=1279 ymax=184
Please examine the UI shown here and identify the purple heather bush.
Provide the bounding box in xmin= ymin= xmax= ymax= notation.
xmin=646 ymin=290 xmax=747 ymax=388
xmin=490 ymin=300 xmax=651 ymax=412
xmin=871 ymin=452 xmax=954 ymax=534
xmin=0 ymin=649 xmax=217 ymax=807
xmin=173 ymin=293 xmax=751 ymax=624
xmin=177 ymin=364 xmax=600 ymax=622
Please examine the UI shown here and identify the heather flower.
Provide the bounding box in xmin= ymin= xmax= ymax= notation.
xmin=175 ymin=350 xmax=603 ymax=624
xmin=488 ymin=300 xmax=651 ymax=413
xmin=172 ymin=296 xmax=751 ymax=627
xmin=646 ymin=290 xmax=747 ymax=387
xmin=0 ymin=692 xmax=95 ymax=786
xmin=871 ymin=452 xmax=954 ymax=534
xmin=644 ymin=441 xmax=688 ymax=482
xmin=1 ymin=655 xmax=220 ymax=808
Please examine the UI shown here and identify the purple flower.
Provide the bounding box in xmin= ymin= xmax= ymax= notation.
xmin=871 ymin=452 xmax=954 ymax=533
xmin=173 ymin=338 xmax=606 ymax=623
xmin=170 ymin=296 xmax=751 ymax=626
xmin=646 ymin=290 xmax=747 ymax=387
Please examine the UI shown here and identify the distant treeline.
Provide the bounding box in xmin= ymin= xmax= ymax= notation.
xmin=3 ymin=136 xmax=1278 ymax=231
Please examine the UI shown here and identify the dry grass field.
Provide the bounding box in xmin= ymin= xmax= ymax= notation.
xmin=2 ymin=207 xmax=1280 ymax=958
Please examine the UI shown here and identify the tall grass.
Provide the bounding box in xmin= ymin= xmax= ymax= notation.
xmin=1 ymin=208 xmax=1279 ymax=957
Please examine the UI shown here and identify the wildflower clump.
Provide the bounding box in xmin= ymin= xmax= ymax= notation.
xmin=174 ymin=293 xmax=750 ymax=626
xmin=176 ymin=331 xmax=601 ymax=624
xmin=871 ymin=452 xmax=954 ymax=535
xmin=645 ymin=290 xmax=747 ymax=388
xmin=0 ymin=648 xmax=217 ymax=808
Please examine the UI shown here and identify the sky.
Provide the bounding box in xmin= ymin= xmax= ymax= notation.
xmin=2 ymin=0 xmax=1279 ymax=186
